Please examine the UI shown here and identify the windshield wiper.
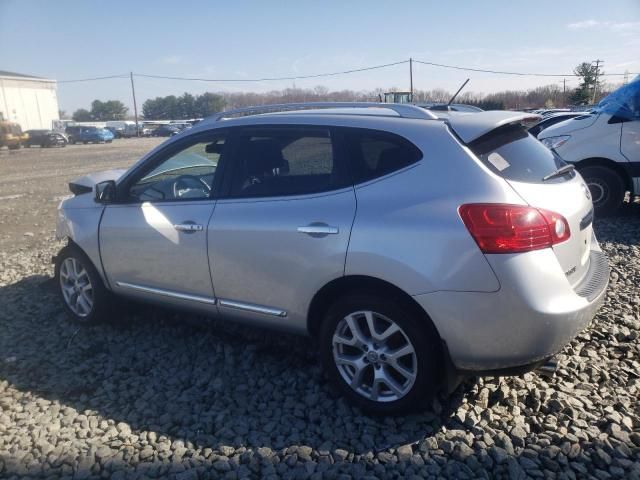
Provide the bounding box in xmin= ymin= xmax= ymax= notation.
xmin=542 ymin=164 xmax=575 ymax=182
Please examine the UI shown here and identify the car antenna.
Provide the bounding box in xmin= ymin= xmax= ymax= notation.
xmin=447 ymin=78 xmax=470 ymax=106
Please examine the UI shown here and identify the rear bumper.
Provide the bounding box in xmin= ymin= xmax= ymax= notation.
xmin=415 ymin=248 xmax=609 ymax=372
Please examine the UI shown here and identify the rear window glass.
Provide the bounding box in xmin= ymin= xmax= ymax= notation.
xmin=469 ymin=125 xmax=571 ymax=184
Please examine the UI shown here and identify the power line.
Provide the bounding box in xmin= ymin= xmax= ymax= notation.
xmin=56 ymin=59 xmax=638 ymax=84
xmin=134 ymin=60 xmax=410 ymax=83
xmin=58 ymin=74 xmax=129 ymax=83
xmin=413 ymin=59 xmax=635 ymax=77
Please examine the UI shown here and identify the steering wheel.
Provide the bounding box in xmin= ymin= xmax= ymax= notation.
xmin=172 ymin=175 xmax=211 ymax=198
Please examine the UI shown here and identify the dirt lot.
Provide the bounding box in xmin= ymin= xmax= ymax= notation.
xmin=0 ymin=138 xmax=164 ymax=255
xmin=0 ymin=141 xmax=639 ymax=479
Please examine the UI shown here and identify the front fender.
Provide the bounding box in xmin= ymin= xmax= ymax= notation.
xmin=56 ymin=197 xmax=108 ymax=287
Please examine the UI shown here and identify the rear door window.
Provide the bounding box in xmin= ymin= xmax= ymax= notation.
xmin=469 ymin=124 xmax=571 ymax=184
xmin=228 ymin=127 xmax=349 ymax=197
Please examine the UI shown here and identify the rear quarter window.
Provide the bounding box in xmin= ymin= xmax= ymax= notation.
xmin=469 ymin=124 xmax=571 ymax=184
xmin=344 ymin=128 xmax=423 ymax=184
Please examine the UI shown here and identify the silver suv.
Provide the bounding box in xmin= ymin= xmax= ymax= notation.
xmin=55 ymin=103 xmax=609 ymax=414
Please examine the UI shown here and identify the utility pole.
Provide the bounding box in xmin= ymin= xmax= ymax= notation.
xmin=130 ymin=72 xmax=139 ymax=137
xmin=409 ymin=57 xmax=413 ymax=101
xmin=562 ymin=78 xmax=566 ymax=107
xmin=591 ymin=59 xmax=603 ymax=104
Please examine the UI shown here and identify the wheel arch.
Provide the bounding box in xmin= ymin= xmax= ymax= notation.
xmin=575 ymin=157 xmax=634 ymax=193
xmin=307 ymin=275 xmax=441 ymax=341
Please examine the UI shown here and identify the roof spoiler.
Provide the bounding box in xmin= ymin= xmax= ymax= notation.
xmin=445 ymin=111 xmax=542 ymax=143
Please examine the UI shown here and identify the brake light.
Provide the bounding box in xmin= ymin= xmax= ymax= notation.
xmin=459 ymin=204 xmax=570 ymax=254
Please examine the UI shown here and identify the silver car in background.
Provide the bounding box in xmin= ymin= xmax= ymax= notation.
xmin=55 ymin=103 xmax=608 ymax=414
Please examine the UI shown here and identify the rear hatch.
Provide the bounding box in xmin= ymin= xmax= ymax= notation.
xmin=467 ymin=123 xmax=594 ymax=287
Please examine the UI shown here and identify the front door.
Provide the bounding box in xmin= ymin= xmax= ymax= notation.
xmin=100 ymin=131 xmax=228 ymax=310
xmin=208 ymin=126 xmax=356 ymax=331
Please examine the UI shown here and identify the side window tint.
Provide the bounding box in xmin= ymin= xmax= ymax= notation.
xmin=128 ymin=136 xmax=225 ymax=202
xmin=347 ymin=129 xmax=423 ymax=183
xmin=230 ymin=129 xmax=342 ymax=197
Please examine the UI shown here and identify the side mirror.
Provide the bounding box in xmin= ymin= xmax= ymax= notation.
xmin=95 ymin=180 xmax=117 ymax=204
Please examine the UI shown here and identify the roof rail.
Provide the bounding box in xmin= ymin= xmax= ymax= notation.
xmin=207 ymin=102 xmax=438 ymax=122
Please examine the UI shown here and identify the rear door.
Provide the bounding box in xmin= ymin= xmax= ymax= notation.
xmin=469 ymin=125 xmax=594 ymax=287
xmin=208 ymin=125 xmax=356 ymax=331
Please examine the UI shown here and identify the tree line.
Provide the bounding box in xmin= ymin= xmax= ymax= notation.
xmin=69 ymin=62 xmax=622 ymax=121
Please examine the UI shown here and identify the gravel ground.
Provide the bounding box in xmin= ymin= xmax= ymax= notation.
xmin=0 ymin=142 xmax=639 ymax=479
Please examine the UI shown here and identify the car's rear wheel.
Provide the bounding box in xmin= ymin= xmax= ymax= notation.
xmin=579 ymin=165 xmax=625 ymax=216
xmin=319 ymin=294 xmax=441 ymax=415
xmin=55 ymin=245 xmax=110 ymax=324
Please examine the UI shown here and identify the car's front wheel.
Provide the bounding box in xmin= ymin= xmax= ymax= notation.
xmin=320 ymin=294 xmax=441 ymax=415
xmin=579 ymin=165 xmax=625 ymax=216
xmin=55 ymin=245 xmax=109 ymax=324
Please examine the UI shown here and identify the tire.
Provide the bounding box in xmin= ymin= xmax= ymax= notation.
xmin=319 ymin=293 xmax=441 ymax=415
xmin=578 ymin=165 xmax=625 ymax=216
xmin=55 ymin=244 xmax=110 ymax=324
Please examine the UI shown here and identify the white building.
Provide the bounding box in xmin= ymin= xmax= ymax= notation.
xmin=0 ymin=70 xmax=59 ymax=130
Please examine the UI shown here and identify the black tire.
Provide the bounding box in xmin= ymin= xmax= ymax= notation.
xmin=578 ymin=165 xmax=625 ymax=216
xmin=54 ymin=244 xmax=111 ymax=324
xmin=319 ymin=293 xmax=442 ymax=415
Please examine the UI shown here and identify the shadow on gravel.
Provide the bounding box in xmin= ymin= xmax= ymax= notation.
xmin=0 ymin=275 xmax=474 ymax=477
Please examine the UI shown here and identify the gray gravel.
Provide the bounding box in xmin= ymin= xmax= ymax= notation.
xmin=1 ymin=202 xmax=639 ymax=477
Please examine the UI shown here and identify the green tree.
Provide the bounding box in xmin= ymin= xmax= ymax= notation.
xmin=194 ymin=93 xmax=225 ymax=117
xmin=142 ymin=97 xmax=166 ymax=119
xmin=72 ymin=108 xmax=92 ymax=122
xmin=570 ymin=62 xmax=604 ymax=105
xmin=177 ymin=93 xmax=196 ymax=118
xmin=142 ymin=92 xmax=225 ymax=119
xmin=90 ymin=100 xmax=128 ymax=121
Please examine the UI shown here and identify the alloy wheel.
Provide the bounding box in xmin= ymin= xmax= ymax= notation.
xmin=59 ymin=257 xmax=94 ymax=317
xmin=332 ymin=310 xmax=418 ymax=403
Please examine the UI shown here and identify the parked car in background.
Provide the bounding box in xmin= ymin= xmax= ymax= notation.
xmin=539 ymin=108 xmax=572 ymax=118
xmin=539 ymin=76 xmax=640 ymax=215
xmin=528 ymin=112 xmax=584 ymax=138
xmin=55 ymin=102 xmax=608 ymax=414
xmin=24 ymin=129 xmax=67 ymax=147
xmin=0 ymin=121 xmax=28 ymax=149
xmin=105 ymin=126 xmax=124 ymax=139
xmin=66 ymin=126 xmax=114 ymax=144
xmin=169 ymin=122 xmax=192 ymax=131
xmin=151 ymin=125 xmax=180 ymax=137
xmin=419 ymin=103 xmax=484 ymax=113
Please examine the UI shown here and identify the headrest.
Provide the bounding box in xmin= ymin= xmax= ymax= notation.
xmin=242 ymin=139 xmax=289 ymax=175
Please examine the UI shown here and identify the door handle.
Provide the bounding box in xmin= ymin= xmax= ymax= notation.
xmin=297 ymin=224 xmax=339 ymax=235
xmin=174 ymin=223 xmax=203 ymax=233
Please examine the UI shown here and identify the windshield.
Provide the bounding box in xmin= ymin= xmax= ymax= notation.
xmin=594 ymin=75 xmax=640 ymax=121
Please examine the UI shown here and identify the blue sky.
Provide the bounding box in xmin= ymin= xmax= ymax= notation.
xmin=1 ymin=0 xmax=639 ymax=112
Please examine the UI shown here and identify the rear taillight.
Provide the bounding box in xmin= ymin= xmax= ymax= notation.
xmin=459 ymin=204 xmax=570 ymax=254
